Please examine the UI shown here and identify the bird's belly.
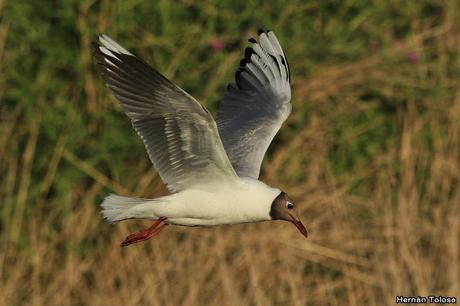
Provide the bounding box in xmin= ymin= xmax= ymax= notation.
xmin=167 ymin=214 xmax=264 ymax=227
xmin=165 ymin=201 xmax=249 ymax=227
xmin=165 ymin=199 xmax=269 ymax=227
xmin=156 ymin=182 xmax=272 ymax=227
xmin=166 ymin=217 xmax=233 ymax=227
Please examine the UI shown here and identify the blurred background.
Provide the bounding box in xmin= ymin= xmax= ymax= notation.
xmin=1 ymin=0 xmax=460 ymax=305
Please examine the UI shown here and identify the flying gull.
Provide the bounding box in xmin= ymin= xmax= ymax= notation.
xmin=93 ymin=30 xmax=308 ymax=246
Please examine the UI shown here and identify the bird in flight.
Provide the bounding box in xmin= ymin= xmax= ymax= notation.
xmin=93 ymin=30 xmax=308 ymax=247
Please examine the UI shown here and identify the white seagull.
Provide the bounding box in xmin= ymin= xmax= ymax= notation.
xmin=93 ymin=30 xmax=308 ymax=247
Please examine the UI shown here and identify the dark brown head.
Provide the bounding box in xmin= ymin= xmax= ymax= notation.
xmin=270 ymin=192 xmax=308 ymax=238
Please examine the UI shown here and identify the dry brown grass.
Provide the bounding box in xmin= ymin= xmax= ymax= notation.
xmin=1 ymin=3 xmax=460 ymax=306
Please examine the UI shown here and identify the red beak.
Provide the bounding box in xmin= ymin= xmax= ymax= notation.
xmin=289 ymin=213 xmax=308 ymax=238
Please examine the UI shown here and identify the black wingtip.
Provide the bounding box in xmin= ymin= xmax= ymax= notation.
xmin=92 ymin=34 xmax=103 ymax=44
xmin=91 ymin=40 xmax=102 ymax=53
xmin=235 ymin=68 xmax=243 ymax=85
xmin=248 ymin=37 xmax=257 ymax=43
xmin=92 ymin=35 xmax=107 ymax=54
xmin=244 ymin=47 xmax=255 ymax=59
xmin=257 ymin=29 xmax=271 ymax=35
xmin=239 ymin=58 xmax=249 ymax=67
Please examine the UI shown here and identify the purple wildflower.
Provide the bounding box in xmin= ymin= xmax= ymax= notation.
xmin=371 ymin=41 xmax=381 ymax=53
xmin=211 ymin=38 xmax=225 ymax=52
xmin=408 ymin=52 xmax=418 ymax=64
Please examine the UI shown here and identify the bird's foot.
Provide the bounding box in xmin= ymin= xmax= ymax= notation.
xmin=121 ymin=216 xmax=168 ymax=247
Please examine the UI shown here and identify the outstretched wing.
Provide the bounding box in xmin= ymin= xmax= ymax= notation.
xmin=216 ymin=30 xmax=291 ymax=179
xmin=93 ymin=35 xmax=237 ymax=192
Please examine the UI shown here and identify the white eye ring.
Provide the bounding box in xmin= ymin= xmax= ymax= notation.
xmin=286 ymin=202 xmax=294 ymax=209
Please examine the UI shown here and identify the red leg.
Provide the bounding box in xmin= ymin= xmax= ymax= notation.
xmin=121 ymin=216 xmax=168 ymax=247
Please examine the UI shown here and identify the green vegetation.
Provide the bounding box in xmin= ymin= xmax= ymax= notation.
xmin=1 ymin=1 xmax=459 ymax=305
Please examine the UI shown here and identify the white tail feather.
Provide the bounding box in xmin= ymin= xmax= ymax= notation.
xmin=101 ymin=194 xmax=150 ymax=223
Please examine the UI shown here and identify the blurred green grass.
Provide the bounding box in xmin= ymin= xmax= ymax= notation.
xmin=1 ymin=1 xmax=460 ymax=305
xmin=3 ymin=0 xmax=450 ymax=201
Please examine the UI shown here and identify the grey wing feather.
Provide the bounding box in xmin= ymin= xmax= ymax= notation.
xmin=93 ymin=34 xmax=237 ymax=192
xmin=216 ymin=30 xmax=291 ymax=179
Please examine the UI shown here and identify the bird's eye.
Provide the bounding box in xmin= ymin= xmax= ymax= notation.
xmin=287 ymin=202 xmax=294 ymax=209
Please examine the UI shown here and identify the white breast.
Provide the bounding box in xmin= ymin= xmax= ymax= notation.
xmin=151 ymin=178 xmax=281 ymax=226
